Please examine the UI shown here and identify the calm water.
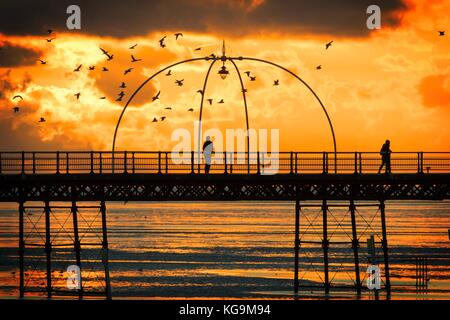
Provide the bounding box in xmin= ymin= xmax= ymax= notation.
xmin=0 ymin=201 xmax=449 ymax=299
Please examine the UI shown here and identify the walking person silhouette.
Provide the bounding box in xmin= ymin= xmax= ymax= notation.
xmin=202 ymin=136 xmax=214 ymax=174
xmin=378 ymin=139 xmax=392 ymax=174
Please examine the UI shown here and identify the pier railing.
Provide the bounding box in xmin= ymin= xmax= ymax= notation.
xmin=0 ymin=151 xmax=449 ymax=174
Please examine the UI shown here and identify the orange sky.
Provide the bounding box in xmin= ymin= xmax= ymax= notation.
xmin=1 ymin=0 xmax=450 ymax=152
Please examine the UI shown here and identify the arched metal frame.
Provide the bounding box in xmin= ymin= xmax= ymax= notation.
xmin=112 ymin=55 xmax=337 ymax=173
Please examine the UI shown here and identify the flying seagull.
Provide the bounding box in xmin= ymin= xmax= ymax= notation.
xmin=100 ymin=97 xmax=106 ymax=99
xmin=194 ymin=47 xmax=201 ymax=51
xmin=89 ymin=66 xmax=95 ymax=70
xmin=250 ymin=76 xmax=256 ymax=81
xmin=159 ymin=36 xmax=167 ymax=48
xmin=47 ymin=29 xmax=53 ymax=34
xmin=13 ymin=95 xmax=23 ymax=100
xmin=438 ymin=31 xmax=445 ymax=36
xmin=131 ymin=54 xmax=142 ymax=62
xmin=152 ymin=117 xmax=158 ymax=123
xmin=129 ymin=44 xmax=138 ymax=49
xmin=100 ymin=48 xmax=114 ymax=61
xmin=102 ymin=67 xmax=109 ymax=72
xmin=188 ymin=108 xmax=194 ymax=112
xmin=46 ymin=38 xmax=56 ymax=43
xmin=116 ymin=95 xmax=123 ymax=102
xmin=160 ymin=116 xmax=166 ymax=121
xmin=124 ymin=68 xmax=133 ymax=75
xmin=242 ymin=88 xmax=248 ymax=93
xmin=12 ymin=107 xmax=19 ymax=113
xmin=207 ymin=98 xmax=213 ymax=105
xmin=165 ymin=107 xmax=172 ymax=110
xmin=316 ymin=65 xmax=322 ymax=70
xmin=325 ymin=41 xmax=333 ymax=49
xmin=74 ymin=92 xmax=81 ymax=100
xmin=175 ymin=79 xmax=184 ymax=86
xmin=39 ymin=117 xmax=46 ymax=123
xmin=197 ymin=89 xmax=203 ymax=95
xmin=244 ymin=71 xmax=251 ymax=77
xmin=118 ymin=91 xmax=125 ymax=97
xmin=119 ymin=82 xmax=126 ymax=88
xmin=152 ymin=91 xmax=161 ymax=101
xmin=74 ymin=64 xmax=82 ymax=72
xmin=218 ymin=99 xmax=224 ymax=104
xmin=38 ymin=59 xmax=47 ymax=65
xmin=174 ymin=33 xmax=183 ymax=40
xmin=166 ymin=70 xmax=172 ymax=76
xmin=273 ymin=79 xmax=279 ymax=86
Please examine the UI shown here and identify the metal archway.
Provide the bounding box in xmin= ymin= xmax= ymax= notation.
xmin=112 ymin=53 xmax=337 ymax=172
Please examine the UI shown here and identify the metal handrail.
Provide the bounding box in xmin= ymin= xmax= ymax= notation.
xmin=0 ymin=151 xmax=449 ymax=175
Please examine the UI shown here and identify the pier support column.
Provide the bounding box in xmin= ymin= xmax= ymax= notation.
xmin=349 ymin=200 xmax=361 ymax=295
xmin=379 ymin=200 xmax=391 ymax=296
xmin=100 ymin=200 xmax=112 ymax=300
xmin=294 ymin=200 xmax=300 ymax=294
xmin=71 ymin=200 xmax=83 ymax=299
xmin=44 ymin=200 xmax=52 ymax=298
xmin=322 ymin=200 xmax=330 ymax=294
xmin=19 ymin=201 xmax=25 ymax=298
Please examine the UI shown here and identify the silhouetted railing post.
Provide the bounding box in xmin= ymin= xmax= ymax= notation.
xmin=322 ymin=152 xmax=328 ymax=174
xmin=165 ymin=152 xmax=168 ymax=174
xmin=295 ymin=152 xmax=298 ymax=174
xmin=247 ymin=151 xmax=250 ymax=174
xmin=90 ymin=151 xmax=94 ymax=174
xmin=0 ymin=152 xmax=2 ymax=174
xmin=158 ymin=151 xmax=162 ymax=174
xmin=56 ymin=151 xmax=60 ymax=174
xmin=191 ymin=151 xmax=194 ymax=174
xmin=354 ymin=152 xmax=358 ymax=174
xmin=359 ymin=152 xmax=362 ymax=174
xmin=290 ymin=152 xmax=294 ymax=174
xmin=123 ymin=151 xmax=128 ymax=173
xmin=224 ymin=151 xmax=228 ymax=174
xmin=66 ymin=152 xmax=69 ymax=174
xmin=21 ymin=151 xmax=25 ymax=174
xmin=99 ymin=152 xmax=103 ymax=174
xmin=32 ymin=152 xmax=36 ymax=174
xmin=418 ymin=152 xmax=424 ymax=174
xmin=257 ymin=151 xmax=261 ymax=175
xmin=229 ymin=153 xmax=233 ymax=174
xmin=132 ymin=152 xmax=135 ymax=174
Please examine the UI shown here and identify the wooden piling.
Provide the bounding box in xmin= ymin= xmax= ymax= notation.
xmin=44 ymin=200 xmax=52 ymax=298
xmin=71 ymin=200 xmax=83 ymax=299
xmin=294 ymin=200 xmax=300 ymax=294
xmin=349 ymin=200 xmax=361 ymax=295
xmin=100 ymin=200 xmax=112 ymax=299
xmin=379 ymin=200 xmax=391 ymax=296
xmin=19 ymin=201 xmax=25 ymax=298
xmin=322 ymin=200 xmax=330 ymax=294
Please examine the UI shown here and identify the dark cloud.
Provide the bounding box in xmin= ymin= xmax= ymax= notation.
xmin=0 ymin=0 xmax=408 ymax=38
xmin=0 ymin=41 xmax=41 ymax=67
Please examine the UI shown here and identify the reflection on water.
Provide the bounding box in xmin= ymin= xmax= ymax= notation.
xmin=0 ymin=201 xmax=449 ymax=299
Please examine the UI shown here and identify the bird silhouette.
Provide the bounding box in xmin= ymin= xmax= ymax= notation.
xmin=209 ymin=53 xmax=216 ymax=59
xmin=102 ymin=67 xmax=109 ymax=72
xmin=159 ymin=36 xmax=167 ymax=48
xmin=218 ymin=99 xmax=224 ymax=104
xmin=74 ymin=64 xmax=82 ymax=72
xmin=39 ymin=117 xmax=46 ymax=123
xmin=161 ymin=116 xmax=166 ymax=121
xmin=74 ymin=92 xmax=81 ymax=100
xmin=46 ymin=38 xmax=56 ymax=42
xmin=188 ymin=108 xmax=194 ymax=112
xmin=242 ymin=88 xmax=248 ymax=93
xmin=47 ymin=29 xmax=53 ymax=34
xmin=106 ymin=53 xmax=114 ymax=61
xmin=152 ymin=91 xmax=161 ymax=101
xmin=116 ymin=96 xmax=123 ymax=102
xmin=13 ymin=95 xmax=23 ymax=100
xmin=12 ymin=107 xmax=19 ymax=113
xmin=207 ymin=98 xmax=213 ymax=105
xmin=174 ymin=33 xmax=183 ymax=40
xmin=250 ymin=76 xmax=256 ymax=81
xmin=316 ymin=65 xmax=322 ymax=70
xmin=89 ymin=66 xmax=95 ymax=70
xmin=131 ymin=54 xmax=142 ymax=62
xmin=152 ymin=117 xmax=158 ymax=122
xmin=100 ymin=97 xmax=106 ymax=99
xmin=197 ymin=89 xmax=204 ymax=95
xmin=244 ymin=71 xmax=251 ymax=77
xmin=165 ymin=107 xmax=172 ymax=110
xmin=175 ymin=79 xmax=184 ymax=86
xmin=325 ymin=41 xmax=333 ymax=49
xmin=38 ymin=59 xmax=47 ymax=65
xmin=100 ymin=47 xmax=110 ymax=56
xmin=119 ymin=82 xmax=126 ymax=88
xmin=273 ymin=79 xmax=279 ymax=86
xmin=194 ymin=47 xmax=201 ymax=51
xmin=438 ymin=31 xmax=445 ymax=36
xmin=166 ymin=70 xmax=172 ymax=76
xmin=129 ymin=44 xmax=138 ymax=49
xmin=118 ymin=91 xmax=125 ymax=97
xmin=124 ymin=68 xmax=133 ymax=75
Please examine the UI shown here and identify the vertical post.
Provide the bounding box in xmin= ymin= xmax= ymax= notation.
xmin=90 ymin=151 xmax=94 ymax=174
xmin=295 ymin=153 xmax=298 ymax=174
xmin=294 ymin=200 xmax=300 ymax=294
xmin=165 ymin=152 xmax=168 ymax=174
xmin=191 ymin=151 xmax=195 ymax=174
xmin=71 ymin=199 xmax=83 ymax=299
xmin=379 ymin=200 xmax=391 ymax=296
xmin=32 ymin=152 xmax=36 ymax=174
xmin=322 ymin=152 xmax=329 ymax=174
xmin=44 ymin=200 xmax=52 ymax=298
xmin=19 ymin=201 xmax=25 ymax=298
xmin=290 ymin=152 xmax=294 ymax=174
xmin=349 ymin=200 xmax=361 ymax=295
xmin=257 ymin=151 xmax=261 ymax=175
xmin=354 ymin=152 xmax=358 ymax=174
xmin=322 ymin=200 xmax=330 ymax=294
xmin=0 ymin=152 xmax=2 ymax=174
xmin=158 ymin=151 xmax=162 ymax=175
xmin=224 ymin=151 xmax=228 ymax=174
xmin=66 ymin=152 xmax=69 ymax=174
xmin=247 ymin=151 xmax=250 ymax=174
xmin=359 ymin=152 xmax=362 ymax=174
xmin=123 ymin=151 xmax=128 ymax=173
xmin=229 ymin=152 xmax=233 ymax=174
xmin=100 ymin=200 xmax=111 ymax=300
xmin=56 ymin=151 xmax=60 ymax=174
xmin=99 ymin=152 xmax=103 ymax=174
xmin=132 ymin=152 xmax=135 ymax=174
xmin=21 ymin=151 xmax=25 ymax=174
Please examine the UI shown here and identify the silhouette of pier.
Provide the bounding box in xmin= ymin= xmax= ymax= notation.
xmin=1 ymin=150 xmax=449 ymax=299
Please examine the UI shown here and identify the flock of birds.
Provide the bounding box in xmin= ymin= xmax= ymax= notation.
xmin=9 ymin=30 xmax=447 ymax=124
